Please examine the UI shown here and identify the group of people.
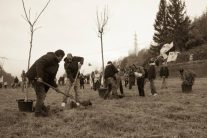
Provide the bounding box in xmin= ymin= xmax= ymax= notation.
xmin=24 ymin=49 xmax=170 ymax=117
xmin=25 ymin=49 xmax=84 ymax=117
xmin=102 ymin=57 xmax=169 ymax=99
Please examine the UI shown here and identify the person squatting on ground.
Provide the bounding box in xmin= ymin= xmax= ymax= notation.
xmin=26 ymin=49 xmax=65 ymax=117
xmin=134 ymin=65 xmax=145 ymax=96
xmin=62 ymin=53 xmax=84 ymax=106
xmin=21 ymin=70 xmax=27 ymax=92
xmin=104 ymin=61 xmax=119 ymax=99
xmin=148 ymin=58 xmax=158 ymax=96
xmin=159 ymin=62 xmax=169 ymax=89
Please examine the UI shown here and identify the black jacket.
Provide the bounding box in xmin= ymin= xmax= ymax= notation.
xmin=104 ymin=64 xmax=118 ymax=79
xmin=148 ymin=64 xmax=156 ymax=80
xmin=64 ymin=56 xmax=84 ymax=82
xmin=160 ymin=66 xmax=169 ymax=78
xmin=26 ymin=52 xmax=59 ymax=89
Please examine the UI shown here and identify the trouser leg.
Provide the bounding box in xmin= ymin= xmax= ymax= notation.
xmin=62 ymin=79 xmax=72 ymax=103
xmin=119 ymin=80 xmax=124 ymax=95
xmin=150 ymin=79 xmax=157 ymax=95
xmin=32 ymin=82 xmax=46 ymax=113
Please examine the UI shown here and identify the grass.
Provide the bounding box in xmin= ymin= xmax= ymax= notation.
xmin=0 ymin=78 xmax=207 ymax=138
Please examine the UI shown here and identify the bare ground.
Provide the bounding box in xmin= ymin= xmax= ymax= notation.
xmin=0 ymin=78 xmax=206 ymax=138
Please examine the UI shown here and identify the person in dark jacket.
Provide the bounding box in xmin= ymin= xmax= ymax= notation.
xmin=61 ymin=53 xmax=84 ymax=107
xmin=26 ymin=49 xmax=65 ymax=117
xmin=134 ymin=65 xmax=145 ymax=96
xmin=79 ymin=74 xmax=85 ymax=89
xmin=160 ymin=62 xmax=169 ymax=89
xmin=148 ymin=58 xmax=157 ymax=96
xmin=128 ymin=66 xmax=135 ymax=89
xmin=14 ymin=76 xmax=19 ymax=88
xmin=104 ymin=61 xmax=119 ymax=99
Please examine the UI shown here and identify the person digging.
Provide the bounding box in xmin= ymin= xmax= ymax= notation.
xmin=26 ymin=49 xmax=65 ymax=117
xmin=61 ymin=53 xmax=84 ymax=107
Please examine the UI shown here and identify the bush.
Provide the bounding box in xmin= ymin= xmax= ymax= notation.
xmin=180 ymin=69 xmax=196 ymax=86
xmin=176 ymin=44 xmax=207 ymax=63
xmin=185 ymin=37 xmax=204 ymax=49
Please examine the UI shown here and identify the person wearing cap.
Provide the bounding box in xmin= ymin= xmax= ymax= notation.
xmin=160 ymin=62 xmax=169 ymax=89
xmin=148 ymin=58 xmax=158 ymax=96
xmin=26 ymin=49 xmax=65 ymax=117
xmin=61 ymin=53 xmax=84 ymax=106
xmin=104 ymin=61 xmax=119 ymax=99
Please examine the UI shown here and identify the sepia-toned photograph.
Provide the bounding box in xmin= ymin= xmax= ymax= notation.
xmin=0 ymin=0 xmax=207 ymax=137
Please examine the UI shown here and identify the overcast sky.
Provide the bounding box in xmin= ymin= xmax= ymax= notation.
xmin=0 ymin=0 xmax=207 ymax=79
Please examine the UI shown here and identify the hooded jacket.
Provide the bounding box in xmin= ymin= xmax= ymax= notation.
xmin=64 ymin=56 xmax=84 ymax=82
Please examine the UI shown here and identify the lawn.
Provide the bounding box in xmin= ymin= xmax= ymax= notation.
xmin=0 ymin=78 xmax=206 ymax=138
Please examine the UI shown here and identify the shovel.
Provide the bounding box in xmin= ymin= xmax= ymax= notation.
xmin=40 ymin=81 xmax=92 ymax=107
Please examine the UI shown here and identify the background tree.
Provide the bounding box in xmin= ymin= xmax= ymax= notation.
xmin=167 ymin=0 xmax=191 ymax=51
xmin=21 ymin=0 xmax=51 ymax=71
xmin=151 ymin=0 xmax=169 ymax=54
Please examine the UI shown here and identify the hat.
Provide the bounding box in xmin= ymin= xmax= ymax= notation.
xmin=67 ymin=53 xmax=73 ymax=59
xmin=107 ymin=61 xmax=112 ymax=64
xmin=55 ymin=49 xmax=65 ymax=57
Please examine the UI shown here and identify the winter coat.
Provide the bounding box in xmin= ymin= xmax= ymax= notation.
xmin=160 ymin=66 xmax=169 ymax=78
xmin=26 ymin=52 xmax=59 ymax=89
xmin=104 ymin=64 xmax=118 ymax=79
xmin=135 ymin=66 xmax=145 ymax=79
xmin=64 ymin=56 xmax=84 ymax=82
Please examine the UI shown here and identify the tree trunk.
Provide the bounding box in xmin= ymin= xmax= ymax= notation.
xmin=27 ymin=27 xmax=33 ymax=71
xmin=100 ymin=33 xmax=105 ymax=87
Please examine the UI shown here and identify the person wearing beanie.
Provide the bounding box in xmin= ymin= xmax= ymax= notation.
xmin=62 ymin=53 xmax=84 ymax=106
xmin=26 ymin=49 xmax=65 ymax=117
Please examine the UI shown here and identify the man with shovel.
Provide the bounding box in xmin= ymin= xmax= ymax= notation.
xmin=26 ymin=49 xmax=65 ymax=117
xmin=61 ymin=53 xmax=84 ymax=107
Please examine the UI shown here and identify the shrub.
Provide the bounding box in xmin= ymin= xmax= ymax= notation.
xmin=179 ymin=69 xmax=196 ymax=86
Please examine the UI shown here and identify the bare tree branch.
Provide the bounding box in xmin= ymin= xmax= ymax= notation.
xmin=96 ymin=10 xmax=101 ymax=33
xmin=33 ymin=0 xmax=51 ymax=25
xmin=21 ymin=14 xmax=28 ymax=23
xmin=34 ymin=26 xmax=42 ymax=32
xmin=29 ymin=8 xmax=31 ymax=21
xmin=21 ymin=0 xmax=30 ymax=23
xmin=96 ymin=6 xmax=109 ymax=86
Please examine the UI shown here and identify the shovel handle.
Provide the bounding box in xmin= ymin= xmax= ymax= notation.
xmin=40 ymin=81 xmax=75 ymax=100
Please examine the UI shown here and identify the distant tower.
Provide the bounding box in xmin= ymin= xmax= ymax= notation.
xmin=134 ymin=32 xmax=138 ymax=56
